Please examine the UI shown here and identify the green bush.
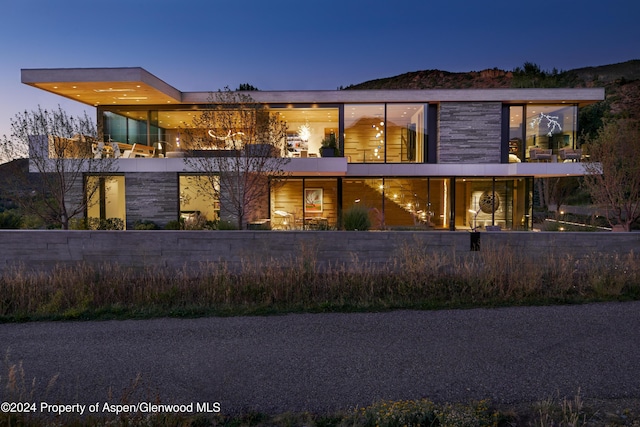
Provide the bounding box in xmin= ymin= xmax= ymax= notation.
xmin=342 ymin=204 xmax=371 ymax=230
xmin=69 ymin=217 xmax=124 ymax=230
xmin=215 ymin=219 xmax=238 ymax=230
xmin=69 ymin=217 xmax=89 ymax=230
xmin=96 ymin=218 xmax=124 ymax=230
xmin=164 ymin=220 xmax=182 ymax=230
xmin=0 ymin=210 xmax=23 ymax=229
xmin=164 ymin=216 xmax=224 ymax=230
xmin=133 ymin=220 xmax=160 ymax=230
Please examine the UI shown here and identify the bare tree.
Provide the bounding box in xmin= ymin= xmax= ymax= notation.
xmin=537 ymin=176 xmax=581 ymax=213
xmin=0 ymin=105 xmax=117 ymax=229
xmin=182 ymin=89 xmax=290 ymax=229
xmin=582 ymin=119 xmax=640 ymax=231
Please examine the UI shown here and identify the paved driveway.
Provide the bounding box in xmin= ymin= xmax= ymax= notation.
xmin=2 ymin=302 xmax=640 ymax=416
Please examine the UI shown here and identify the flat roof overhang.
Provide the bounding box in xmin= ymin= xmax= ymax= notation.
xmin=21 ymin=67 xmax=605 ymax=108
xmin=21 ymin=67 xmax=182 ymax=106
xmin=208 ymin=87 xmax=605 ymax=107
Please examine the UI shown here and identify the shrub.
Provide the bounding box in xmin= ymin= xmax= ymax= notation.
xmin=0 ymin=210 xmax=23 ymax=229
xmin=69 ymin=217 xmax=124 ymax=230
xmin=216 ymin=219 xmax=238 ymax=230
xmin=69 ymin=217 xmax=89 ymax=230
xmin=164 ymin=220 xmax=181 ymax=230
xmin=133 ymin=220 xmax=160 ymax=230
xmin=342 ymin=204 xmax=371 ymax=230
xmin=164 ymin=216 xmax=222 ymax=230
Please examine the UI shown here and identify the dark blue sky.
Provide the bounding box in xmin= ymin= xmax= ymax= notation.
xmin=1 ymin=0 xmax=638 ymax=140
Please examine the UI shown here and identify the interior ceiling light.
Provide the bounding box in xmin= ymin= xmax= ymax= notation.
xmin=94 ymin=88 xmax=135 ymax=93
xmin=116 ymin=96 xmax=148 ymax=100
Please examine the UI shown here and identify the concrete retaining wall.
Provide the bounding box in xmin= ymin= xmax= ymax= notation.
xmin=1 ymin=231 xmax=639 ymax=275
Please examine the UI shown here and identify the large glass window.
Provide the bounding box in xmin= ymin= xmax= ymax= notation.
xmin=179 ymin=175 xmax=220 ymax=223
xmin=508 ymin=104 xmax=577 ymax=161
xmin=386 ymin=104 xmax=426 ymax=163
xmin=101 ymin=102 xmax=432 ymax=162
xmin=270 ymin=178 xmax=339 ymax=229
xmin=102 ymin=109 xmax=170 ymax=149
xmin=271 ymin=107 xmax=339 ymax=158
xmin=455 ymin=177 xmax=531 ymax=230
xmin=302 ymin=178 xmax=339 ymax=229
xmin=103 ymin=111 xmax=128 ymax=143
xmin=422 ymin=178 xmax=448 ymax=229
xmin=86 ymin=175 xmax=126 ymax=228
xmin=107 ymin=106 xmax=340 ymax=158
xmin=344 ymin=104 xmax=426 ymax=163
xmin=342 ymin=178 xmax=385 ymax=228
xmin=157 ymin=110 xmax=188 ymax=151
xmin=271 ymin=179 xmax=303 ymax=229
xmin=341 ymin=178 xmax=445 ymax=229
xmin=271 ymin=177 xmax=531 ymax=231
xmin=344 ymin=105 xmax=386 ymax=163
xmin=381 ymin=178 xmax=431 ymax=227
xmin=508 ymin=106 xmax=524 ymax=162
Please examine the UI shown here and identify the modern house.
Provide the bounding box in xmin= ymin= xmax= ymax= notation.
xmin=21 ymin=67 xmax=604 ymax=231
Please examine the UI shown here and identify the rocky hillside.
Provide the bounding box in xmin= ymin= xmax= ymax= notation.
xmin=343 ymin=68 xmax=515 ymax=90
xmin=565 ymin=60 xmax=640 ymax=84
xmin=345 ymin=60 xmax=640 ymax=121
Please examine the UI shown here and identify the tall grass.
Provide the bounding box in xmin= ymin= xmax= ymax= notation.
xmin=532 ymin=389 xmax=588 ymax=427
xmin=1 ymin=243 xmax=639 ymax=321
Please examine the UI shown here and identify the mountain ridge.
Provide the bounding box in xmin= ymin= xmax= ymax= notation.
xmin=343 ymin=60 xmax=640 ymax=121
xmin=344 ymin=59 xmax=640 ymax=90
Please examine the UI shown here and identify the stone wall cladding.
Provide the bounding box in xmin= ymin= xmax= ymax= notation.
xmin=438 ymin=102 xmax=502 ymax=163
xmin=124 ymin=172 xmax=179 ymax=229
xmin=66 ymin=173 xmax=85 ymax=220
xmin=1 ymin=231 xmax=638 ymax=275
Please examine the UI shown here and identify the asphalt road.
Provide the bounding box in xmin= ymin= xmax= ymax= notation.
xmin=2 ymin=302 xmax=640 ymax=417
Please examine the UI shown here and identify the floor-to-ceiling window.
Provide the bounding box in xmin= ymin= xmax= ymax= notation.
xmin=455 ymin=177 xmax=531 ymax=230
xmin=341 ymin=177 xmax=447 ymax=229
xmin=344 ymin=104 xmax=426 ymax=163
xmin=179 ymin=175 xmax=219 ymax=224
xmin=271 ymin=179 xmax=303 ymax=229
xmin=102 ymin=110 xmax=167 ymax=149
xmin=302 ymin=178 xmax=339 ymax=228
xmin=271 ymin=176 xmax=531 ymax=231
xmin=344 ymin=105 xmax=386 ymax=163
xmin=386 ymin=104 xmax=425 ymax=163
xmin=380 ymin=178 xmax=428 ymax=227
xmin=270 ymin=107 xmax=339 ymax=158
xmin=508 ymin=106 xmax=524 ymax=162
xmin=341 ymin=178 xmax=384 ymax=228
xmin=86 ymin=175 xmax=126 ymax=229
xmin=270 ymin=178 xmax=339 ymax=229
xmin=508 ymin=105 xmax=577 ymax=161
xmin=429 ymin=178 xmax=449 ymax=229
xmin=509 ymin=178 xmax=532 ymax=230
xmin=103 ymin=106 xmax=341 ymax=158
xmin=526 ymin=105 xmax=577 ymax=157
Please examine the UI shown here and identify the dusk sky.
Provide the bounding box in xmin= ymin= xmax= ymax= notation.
xmin=1 ymin=0 xmax=638 ymax=142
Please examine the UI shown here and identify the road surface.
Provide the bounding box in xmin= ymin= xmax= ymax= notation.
xmin=2 ymin=302 xmax=639 ymax=416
